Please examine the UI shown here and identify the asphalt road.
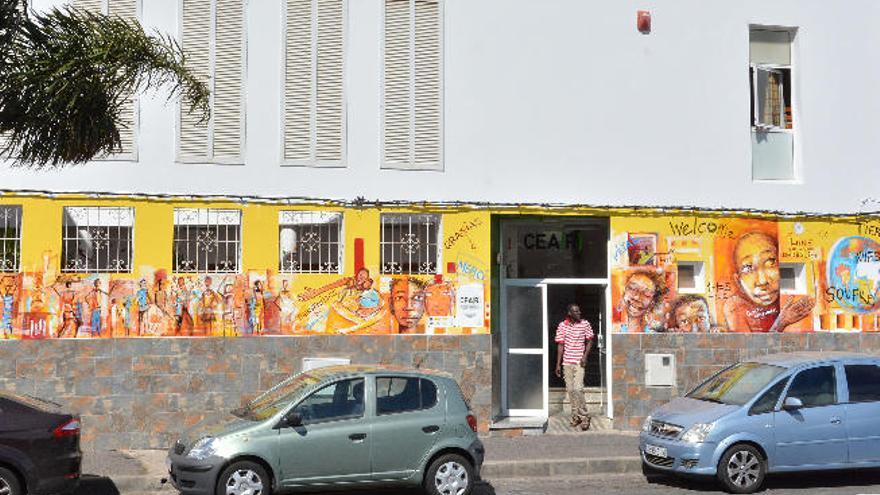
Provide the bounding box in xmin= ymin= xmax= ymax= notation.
xmin=76 ymin=470 xmax=880 ymax=495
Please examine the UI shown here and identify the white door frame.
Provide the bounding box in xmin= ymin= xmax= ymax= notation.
xmin=500 ymin=278 xmax=612 ymax=419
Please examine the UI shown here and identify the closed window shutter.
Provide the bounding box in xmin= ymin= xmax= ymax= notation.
xmin=314 ymin=0 xmax=344 ymax=163
xmin=179 ymin=0 xmax=212 ymax=161
xmin=108 ymin=0 xmax=139 ymax=160
xmin=284 ymin=0 xmax=344 ymax=165
xmin=413 ymin=0 xmax=440 ymax=167
xmin=284 ymin=0 xmax=313 ymax=161
xmin=383 ymin=0 xmax=442 ymax=170
xmin=213 ymin=0 xmax=245 ymax=161
xmin=75 ymin=0 xmax=104 ymax=13
xmin=383 ymin=0 xmax=412 ymax=167
xmin=74 ymin=0 xmax=139 ymax=160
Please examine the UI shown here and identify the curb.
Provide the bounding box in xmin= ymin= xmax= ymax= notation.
xmin=110 ymin=475 xmax=174 ymax=494
xmin=481 ymin=456 xmax=642 ymax=479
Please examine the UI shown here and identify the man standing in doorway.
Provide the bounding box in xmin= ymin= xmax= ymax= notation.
xmin=555 ymin=304 xmax=594 ymax=430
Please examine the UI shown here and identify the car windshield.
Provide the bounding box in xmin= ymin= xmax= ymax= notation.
xmin=231 ymin=366 xmax=372 ymax=421
xmin=687 ymin=362 xmax=785 ymax=406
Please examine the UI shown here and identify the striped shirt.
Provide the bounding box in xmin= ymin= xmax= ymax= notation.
xmin=555 ymin=318 xmax=594 ymax=365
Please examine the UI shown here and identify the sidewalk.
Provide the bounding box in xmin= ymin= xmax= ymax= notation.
xmin=83 ymin=430 xmax=642 ymax=494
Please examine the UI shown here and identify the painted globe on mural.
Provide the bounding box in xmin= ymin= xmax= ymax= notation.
xmin=827 ymin=236 xmax=880 ymax=313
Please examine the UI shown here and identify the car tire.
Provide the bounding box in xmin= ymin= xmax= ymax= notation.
xmin=424 ymin=453 xmax=475 ymax=495
xmin=0 ymin=467 xmax=22 ymax=495
xmin=215 ymin=461 xmax=272 ymax=495
xmin=717 ymin=444 xmax=766 ymax=494
xmin=641 ymin=460 xmax=664 ymax=482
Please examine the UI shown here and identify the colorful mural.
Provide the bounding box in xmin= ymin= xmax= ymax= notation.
xmin=612 ymin=216 xmax=880 ymax=333
xmin=0 ymin=201 xmax=491 ymax=339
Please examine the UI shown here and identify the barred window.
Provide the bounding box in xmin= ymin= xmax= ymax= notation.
xmin=0 ymin=206 xmax=22 ymax=272
xmin=279 ymin=211 xmax=343 ymax=273
xmin=62 ymin=207 xmax=134 ymax=273
xmin=173 ymin=209 xmax=241 ymax=273
xmin=380 ymin=213 xmax=440 ymax=274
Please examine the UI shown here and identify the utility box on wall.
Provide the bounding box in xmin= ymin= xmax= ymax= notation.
xmin=302 ymin=357 xmax=351 ymax=371
xmin=645 ymin=353 xmax=675 ymax=387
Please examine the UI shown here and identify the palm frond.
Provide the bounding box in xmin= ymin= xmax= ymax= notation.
xmin=0 ymin=3 xmax=211 ymax=168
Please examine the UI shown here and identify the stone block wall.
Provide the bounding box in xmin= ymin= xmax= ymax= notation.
xmin=611 ymin=333 xmax=876 ymax=430
xmin=0 ymin=335 xmax=492 ymax=450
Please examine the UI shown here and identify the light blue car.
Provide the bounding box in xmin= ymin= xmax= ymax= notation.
xmin=639 ymin=351 xmax=880 ymax=494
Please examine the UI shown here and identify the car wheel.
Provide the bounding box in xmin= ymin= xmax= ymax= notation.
xmin=215 ymin=461 xmax=272 ymax=495
xmin=0 ymin=467 xmax=22 ymax=495
xmin=424 ymin=453 xmax=474 ymax=495
xmin=641 ymin=460 xmax=664 ymax=482
xmin=717 ymin=444 xmax=766 ymax=494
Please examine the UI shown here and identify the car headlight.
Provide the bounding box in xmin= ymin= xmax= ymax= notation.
xmin=187 ymin=437 xmax=218 ymax=460
xmin=641 ymin=415 xmax=653 ymax=432
xmin=681 ymin=423 xmax=714 ymax=443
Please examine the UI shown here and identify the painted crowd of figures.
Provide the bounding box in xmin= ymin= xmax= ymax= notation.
xmin=0 ymin=268 xmax=477 ymax=339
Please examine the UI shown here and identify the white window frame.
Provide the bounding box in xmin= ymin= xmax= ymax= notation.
xmin=380 ymin=0 xmax=445 ymax=171
xmin=779 ymin=262 xmax=807 ymax=295
xmin=676 ymin=261 xmax=705 ymax=294
xmin=61 ymin=206 xmax=135 ymax=273
xmin=0 ymin=206 xmax=22 ymax=273
xmin=279 ymin=0 xmax=348 ymax=168
xmin=172 ymin=208 xmax=242 ymax=273
xmin=380 ymin=213 xmax=442 ymax=275
xmin=176 ymin=0 xmax=248 ymax=166
xmin=279 ymin=211 xmax=344 ymax=274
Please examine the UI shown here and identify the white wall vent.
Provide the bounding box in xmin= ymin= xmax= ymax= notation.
xmin=302 ymin=357 xmax=351 ymax=372
xmin=645 ymin=353 xmax=675 ymax=387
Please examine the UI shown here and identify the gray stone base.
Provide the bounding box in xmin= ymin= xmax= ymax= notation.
xmin=0 ymin=335 xmax=492 ymax=449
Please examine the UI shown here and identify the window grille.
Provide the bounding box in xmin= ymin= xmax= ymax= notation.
xmin=0 ymin=206 xmax=22 ymax=272
xmin=62 ymin=207 xmax=134 ymax=273
xmin=173 ymin=209 xmax=241 ymax=273
xmin=380 ymin=213 xmax=440 ymax=274
xmin=279 ymin=211 xmax=343 ymax=273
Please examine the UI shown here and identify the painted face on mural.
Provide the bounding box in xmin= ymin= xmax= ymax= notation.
xmin=390 ymin=278 xmax=427 ymax=332
xmin=673 ymin=299 xmax=711 ymax=333
xmin=734 ymin=232 xmax=780 ymax=307
xmin=623 ymin=273 xmax=657 ymax=319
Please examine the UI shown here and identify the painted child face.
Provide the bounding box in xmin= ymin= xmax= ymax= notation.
xmin=674 ymin=301 xmax=711 ymax=333
xmin=623 ymin=273 xmax=656 ymax=319
xmin=391 ymin=280 xmax=426 ymax=330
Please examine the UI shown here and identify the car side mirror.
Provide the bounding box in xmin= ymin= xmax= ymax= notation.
xmin=782 ymin=397 xmax=803 ymax=411
xmin=276 ymin=411 xmax=302 ymax=429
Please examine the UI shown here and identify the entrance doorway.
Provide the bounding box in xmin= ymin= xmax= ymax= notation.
xmin=497 ymin=217 xmax=610 ymax=422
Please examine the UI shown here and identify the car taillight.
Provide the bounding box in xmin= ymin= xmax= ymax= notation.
xmin=53 ymin=418 xmax=81 ymax=439
xmin=466 ymin=414 xmax=478 ymax=433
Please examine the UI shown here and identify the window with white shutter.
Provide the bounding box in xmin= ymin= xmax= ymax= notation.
xmin=382 ymin=0 xmax=442 ymax=171
xmin=283 ymin=0 xmax=346 ymax=166
xmin=178 ymin=0 xmax=246 ymax=165
xmin=74 ymin=0 xmax=140 ymax=161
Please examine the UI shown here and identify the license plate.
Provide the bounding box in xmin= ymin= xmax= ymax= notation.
xmin=645 ymin=444 xmax=668 ymax=458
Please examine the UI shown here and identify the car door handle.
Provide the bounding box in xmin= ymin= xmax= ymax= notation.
xmin=422 ymin=425 xmax=440 ymax=434
xmin=830 ymin=417 xmax=842 ymax=425
xmin=349 ymin=433 xmax=367 ymax=442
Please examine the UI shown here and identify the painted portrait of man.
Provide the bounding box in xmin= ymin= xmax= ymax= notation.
xmin=618 ymin=269 xmax=667 ymax=333
xmin=668 ymin=294 xmax=712 ymax=333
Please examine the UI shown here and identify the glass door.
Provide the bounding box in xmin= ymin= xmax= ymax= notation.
xmin=501 ymin=281 xmax=548 ymax=417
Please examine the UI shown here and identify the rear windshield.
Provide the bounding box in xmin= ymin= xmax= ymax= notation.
xmin=687 ymin=363 xmax=786 ymax=406
xmin=0 ymin=394 xmax=65 ymax=414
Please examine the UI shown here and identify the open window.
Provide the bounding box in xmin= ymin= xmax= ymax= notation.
xmin=676 ymin=261 xmax=705 ymax=294
xmin=779 ymin=262 xmax=806 ymax=294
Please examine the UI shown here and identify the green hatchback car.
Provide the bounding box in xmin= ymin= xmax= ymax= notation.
xmin=167 ymin=365 xmax=484 ymax=495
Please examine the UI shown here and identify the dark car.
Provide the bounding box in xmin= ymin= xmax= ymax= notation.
xmin=0 ymin=393 xmax=82 ymax=495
